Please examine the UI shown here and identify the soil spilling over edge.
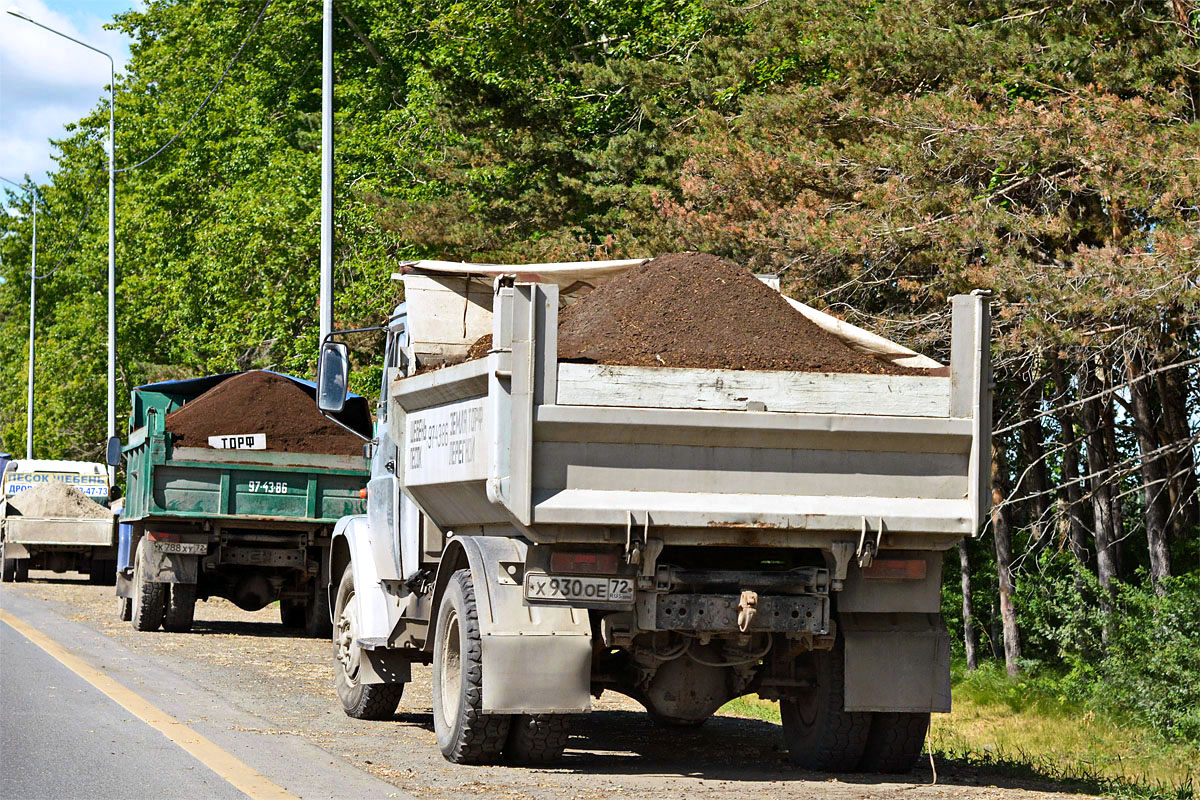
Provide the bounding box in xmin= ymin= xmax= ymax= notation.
xmin=165 ymin=371 xmax=363 ymax=456
xmin=7 ymin=480 xmax=110 ymax=519
xmin=555 ymin=253 xmax=921 ymax=374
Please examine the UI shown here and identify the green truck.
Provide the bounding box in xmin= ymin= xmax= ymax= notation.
xmin=113 ymin=372 xmax=372 ymax=636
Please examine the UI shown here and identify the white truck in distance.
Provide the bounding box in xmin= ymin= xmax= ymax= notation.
xmin=316 ymin=259 xmax=990 ymax=772
xmin=1 ymin=459 xmax=117 ymax=583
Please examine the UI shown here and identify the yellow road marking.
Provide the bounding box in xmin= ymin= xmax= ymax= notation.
xmin=0 ymin=608 xmax=298 ymax=800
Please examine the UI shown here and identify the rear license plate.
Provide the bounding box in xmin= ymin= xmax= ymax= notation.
xmin=155 ymin=541 xmax=207 ymax=555
xmin=523 ymin=573 xmax=634 ymax=604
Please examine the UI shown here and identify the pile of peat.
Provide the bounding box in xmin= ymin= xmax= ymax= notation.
xmin=165 ymin=370 xmax=362 ymax=456
xmin=556 ymin=253 xmax=920 ymax=375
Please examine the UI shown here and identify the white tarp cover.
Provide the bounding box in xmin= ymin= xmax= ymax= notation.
xmin=393 ymin=258 xmax=944 ymax=370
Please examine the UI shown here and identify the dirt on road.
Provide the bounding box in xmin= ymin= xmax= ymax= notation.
xmin=5 ymin=575 xmax=1092 ymax=800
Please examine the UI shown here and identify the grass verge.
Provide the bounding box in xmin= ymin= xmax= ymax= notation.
xmin=718 ymin=663 xmax=1197 ymax=800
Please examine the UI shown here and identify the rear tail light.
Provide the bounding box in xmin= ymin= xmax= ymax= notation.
xmin=550 ymin=552 xmax=619 ymax=575
xmin=862 ymin=559 xmax=927 ymax=580
xmin=359 ymin=488 xmax=369 ymax=499
xmin=146 ymin=531 xmax=179 ymax=542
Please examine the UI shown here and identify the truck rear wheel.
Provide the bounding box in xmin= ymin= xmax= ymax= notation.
xmin=334 ymin=566 xmax=403 ymax=720
xmin=131 ymin=539 xmax=166 ymax=632
xmin=433 ymin=569 xmax=511 ymax=764
xmin=304 ymin=581 xmax=332 ymax=639
xmin=118 ymin=596 xmax=133 ymax=622
xmin=280 ymin=600 xmax=306 ymax=629
xmin=88 ymin=558 xmax=117 ymax=586
xmin=1 ymin=543 xmax=16 ymax=582
xmin=858 ymin=712 xmax=930 ymax=773
xmin=506 ymin=714 xmax=571 ymax=764
xmin=780 ymin=637 xmax=871 ymax=772
xmin=163 ymin=583 xmax=197 ymax=633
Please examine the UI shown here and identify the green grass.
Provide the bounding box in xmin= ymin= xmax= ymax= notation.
xmin=717 ymin=664 xmax=1197 ymax=800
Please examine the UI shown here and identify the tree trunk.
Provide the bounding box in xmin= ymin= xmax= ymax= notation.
xmin=1018 ymin=386 xmax=1053 ymax=558
xmin=1155 ymin=355 xmax=1198 ymax=541
xmin=1127 ymin=350 xmax=1172 ymax=593
xmin=991 ymin=451 xmax=1022 ymax=676
xmin=959 ymin=542 xmax=979 ymax=671
xmin=1079 ymin=361 xmax=1119 ymax=621
xmin=1049 ymin=357 xmax=1091 ymax=566
xmin=1099 ymin=364 xmax=1126 ymax=578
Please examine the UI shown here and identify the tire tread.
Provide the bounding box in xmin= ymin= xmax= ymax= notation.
xmin=438 ymin=570 xmax=510 ymax=764
xmin=858 ymin=712 xmax=930 ymax=774
xmin=506 ymin=714 xmax=571 ymax=763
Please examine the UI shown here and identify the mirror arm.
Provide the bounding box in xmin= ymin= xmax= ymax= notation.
xmin=319 ymin=409 xmax=375 ymax=444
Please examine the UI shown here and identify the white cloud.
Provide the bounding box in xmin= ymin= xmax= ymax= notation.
xmin=0 ymin=0 xmax=134 ymax=184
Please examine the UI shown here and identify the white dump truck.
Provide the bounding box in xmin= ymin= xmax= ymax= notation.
xmin=315 ymin=259 xmax=990 ymax=772
xmin=1 ymin=459 xmax=117 ymax=583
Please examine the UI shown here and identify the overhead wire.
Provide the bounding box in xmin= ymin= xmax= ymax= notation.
xmin=114 ymin=0 xmax=272 ymax=174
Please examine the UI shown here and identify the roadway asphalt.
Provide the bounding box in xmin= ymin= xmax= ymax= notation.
xmin=1 ymin=619 xmax=246 ymax=800
xmin=0 ymin=585 xmax=410 ymax=800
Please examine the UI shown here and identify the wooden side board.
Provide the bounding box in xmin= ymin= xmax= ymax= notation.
xmin=556 ymin=363 xmax=951 ymax=418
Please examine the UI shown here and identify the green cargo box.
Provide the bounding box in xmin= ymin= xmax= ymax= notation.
xmin=121 ymin=373 xmax=371 ymax=526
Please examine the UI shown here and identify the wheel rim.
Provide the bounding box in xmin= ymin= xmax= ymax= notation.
xmin=336 ymin=588 xmax=361 ymax=684
xmin=437 ymin=607 xmax=462 ymax=730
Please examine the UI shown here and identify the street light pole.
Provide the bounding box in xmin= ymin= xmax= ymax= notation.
xmin=28 ymin=195 xmax=36 ymax=460
xmin=7 ymin=8 xmax=118 ymax=480
xmin=1 ymin=176 xmax=38 ymax=460
xmin=319 ymin=0 xmax=334 ymax=345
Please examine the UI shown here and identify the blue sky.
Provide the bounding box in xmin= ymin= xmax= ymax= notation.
xmin=1 ymin=0 xmax=140 ymax=186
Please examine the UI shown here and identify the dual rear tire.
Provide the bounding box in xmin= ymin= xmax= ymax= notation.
xmin=1 ymin=542 xmax=28 ymax=582
xmin=432 ymin=569 xmax=571 ymax=765
xmin=130 ymin=538 xmax=195 ymax=632
xmin=780 ymin=637 xmax=929 ymax=774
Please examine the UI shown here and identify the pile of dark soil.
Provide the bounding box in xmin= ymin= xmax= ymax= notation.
xmin=555 ymin=253 xmax=920 ymax=375
xmin=7 ymin=480 xmax=110 ymax=519
xmin=166 ymin=371 xmax=362 ymax=456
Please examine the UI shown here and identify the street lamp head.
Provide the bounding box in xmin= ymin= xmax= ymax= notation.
xmin=7 ymin=7 xmax=29 ymax=20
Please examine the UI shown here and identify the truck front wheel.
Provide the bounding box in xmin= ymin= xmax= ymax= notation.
xmin=780 ymin=637 xmax=871 ymax=772
xmin=857 ymin=711 xmax=930 ymax=773
xmin=433 ymin=569 xmax=511 ymax=764
xmin=131 ymin=539 xmax=166 ymax=632
xmin=333 ymin=566 xmax=403 ymax=720
xmin=163 ymin=583 xmax=197 ymax=633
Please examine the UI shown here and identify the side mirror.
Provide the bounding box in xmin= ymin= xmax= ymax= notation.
xmin=106 ymin=435 xmax=122 ymax=467
xmin=317 ymin=341 xmax=350 ymax=414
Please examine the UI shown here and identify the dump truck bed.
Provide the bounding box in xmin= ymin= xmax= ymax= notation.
xmin=122 ymin=376 xmax=370 ymax=526
xmin=122 ymin=431 xmax=368 ymax=524
xmin=3 ymin=517 xmax=114 ymax=547
xmin=390 ymin=283 xmax=989 ymax=548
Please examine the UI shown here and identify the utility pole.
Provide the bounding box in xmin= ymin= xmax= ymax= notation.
xmin=8 ymin=8 xmax=118 ymax=481
xmin=319 ymin=0 xmax=334 ymax=345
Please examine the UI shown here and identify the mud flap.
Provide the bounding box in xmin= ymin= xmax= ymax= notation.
xmin=144 ymin=548 xmax=199 ymax=584
xmin=841 ymin=612 xmax=951 ymax=713
xmin=450 ymin=535 xmax=592 ymax=714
